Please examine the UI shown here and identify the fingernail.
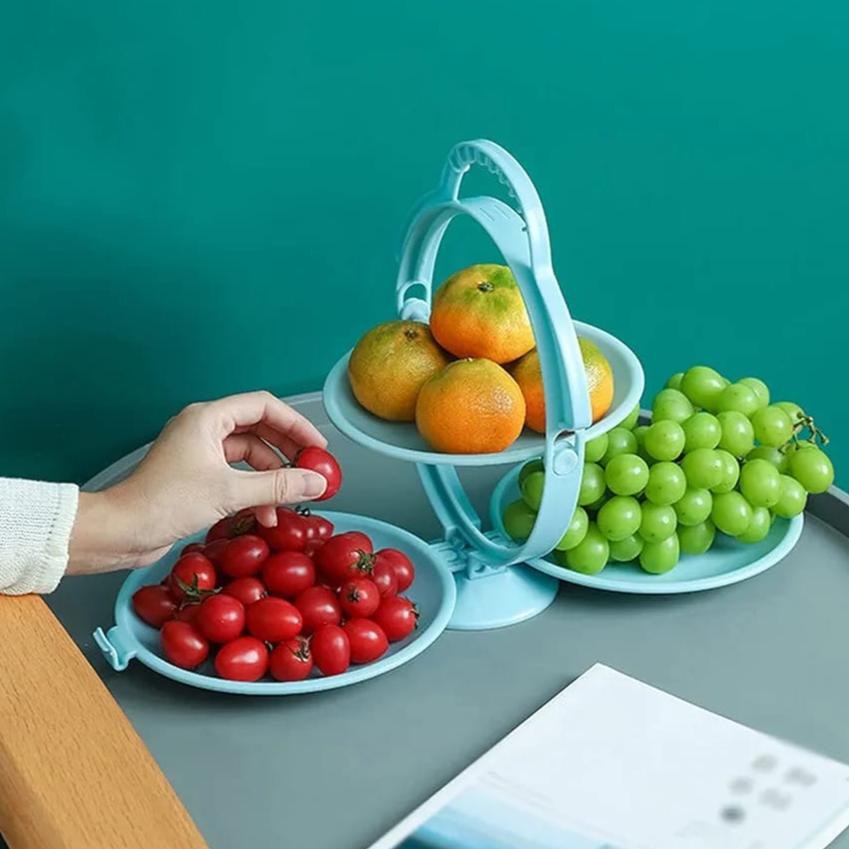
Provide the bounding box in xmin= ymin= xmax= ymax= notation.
xmin=301 ymin=472 xmax=327 ymax=498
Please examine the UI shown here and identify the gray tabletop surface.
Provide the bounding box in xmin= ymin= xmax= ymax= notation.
xmin=41 ymin=394 xmax=849 ymax=849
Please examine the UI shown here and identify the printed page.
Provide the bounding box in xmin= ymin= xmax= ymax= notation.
xmin=369 ymin=665 xmax=849 ymax=849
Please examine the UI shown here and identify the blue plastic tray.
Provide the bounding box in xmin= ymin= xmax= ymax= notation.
xmin=323 ymin=319 xmax=643 ymax=469
xmin=94 ymin=511 xmax=456 ymax=694
xmin=490 ymin=465 xmax=804 ymax=593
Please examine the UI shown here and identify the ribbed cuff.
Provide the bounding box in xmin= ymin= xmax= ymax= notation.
xmin=0 ymin=480 xmax=80 ymax=595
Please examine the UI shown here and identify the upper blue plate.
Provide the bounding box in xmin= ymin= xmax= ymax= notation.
xmin=490 ymin=465 xmax=804 ymax=594
xmin=323 ymin=319 xmax=644 ymax=467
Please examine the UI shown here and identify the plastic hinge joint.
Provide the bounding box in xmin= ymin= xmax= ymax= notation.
xmin=429 ymin=531 xmax=508 ymax=580
xmin=93 ymin=626 xmax=136 ymax=672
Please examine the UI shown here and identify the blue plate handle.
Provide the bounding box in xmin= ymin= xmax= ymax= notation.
xmin=93 ymin=625 xmax=137 ymax=672
xmin=397 ymin=140 xmax=591 ymax=569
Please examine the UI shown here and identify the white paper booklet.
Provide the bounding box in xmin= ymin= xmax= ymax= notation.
xmin=369 ymin=664 xmax=849 ymax=849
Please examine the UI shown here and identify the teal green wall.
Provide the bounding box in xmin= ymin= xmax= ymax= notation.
xmin=1 ymin=1 xmax=847 ymax=484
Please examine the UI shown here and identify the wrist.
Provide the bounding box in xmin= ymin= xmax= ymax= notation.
xmin=67 ymin=489 xmax=137 ymax=575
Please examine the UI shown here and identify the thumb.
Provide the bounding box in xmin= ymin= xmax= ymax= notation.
xmin=228 ymin=467 xmax=327 ymax=510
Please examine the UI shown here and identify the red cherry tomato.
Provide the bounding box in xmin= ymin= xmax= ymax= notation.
xmin=303 ymin=539 xmax=324 ymax=558
xmin=206 ymin=509 xmax=257 ymax=543
xmin=269 ymin=636 xmax=314 ymax=681
xmin=214 ymin=636 xmax=268 ymax=681
xmin=246 ymin=597 xmax=302 ymax=643
xmin=294 ymin=447 xmax=342 ymax=501
xmin=169 ymin=553 xmax=217 ymax=601
xmin=174 ymin=603 xmax=202 ymax=625
xmin=315 ymin=532 xmax=373 ymax=586
xmin=339 ymin=578 xmax=381 ymax=619
xmin=262 ymin=551 xmax=316 ymax=598
xmin=370 ymin=558 xmax=398 ymax=598
xmin=160 ymin=621 xmax=209 ymax=669
xmin=343 ymin=619 xmax=389 ymax=664
xmin=132 ymin=585 xmax=178 ymax=628
xmin=374 ymin=548 xmax=415 ymax=592
xmin=293 ymin=586 xmax=342 ymax=635
xmin=196 ymin=594 xmax=246 ymax=644
xmin=310 ymin=515 xmax=335 ymax=540
xmin=373 ymin=596 xmax=419 ymax=642
xmin=203 ymin=538 xmax=229 ymax=567
xmin=220 ymin=534 xmax=269 ymax=578
xmin=258 ymin=508 xmax=310 ymax=552
xmin=311 ymin=624 xmax=350 ymax=675
xmin=221 ymin=576 xmax=267 ymax=607
xmin=181 ymin=542 xmax=206 ymax=556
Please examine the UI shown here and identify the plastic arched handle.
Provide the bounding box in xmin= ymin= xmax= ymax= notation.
xmin=396 ymin=140 xmax=592 ymax=568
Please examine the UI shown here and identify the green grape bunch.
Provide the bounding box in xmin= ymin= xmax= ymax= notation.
xmin=501 ymin=364 xmax=834 ymax=578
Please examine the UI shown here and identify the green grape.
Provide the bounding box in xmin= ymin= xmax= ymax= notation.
xmin=674 ymin=488 xmax=713 ymax=526
xmin=751 ymin=405 xmax=793 ymax=448
xmin=789 ymin=446 xmax=834 ymax=493
xmin=711 ymin=450 xmax=740 ymax=494
xmin=503 ymin=499 xmax=536 ymax=541
xmin=748 ymin=445 xmax=789 ymax=474
xmin=666 ymin=372 xmax=684 ymax=390
xmin=584 ymin=433 xmax=608 ymax=463
xmin=633 ymin=425 xmax=652 ymax=462
xmin=738 ymin=458 xmax=781 ymax=507
xmin=597 ymin=496 xmax=642 ymax=541
xmin=562 ymin=523 xmax=609 ymax=574
xmin=678 ymin=520 xmax=715 ymax=555
xmin=620 ymin=404 xmax=641 ymax=431
xmin=554 ymin=507 xmax=589 ymax=551
xmin=681 ymin=449 xmax=724 ymax=490
xmin=717 ymin=411 xmax=755 ymax=457
xmin=520 ymin=470 xmax=546 ymax=510
xmin=652 ymin=388 xmax=695 ymax=424
xmin=773 ymin=475 xmax=807 ymax=518
xmin=578 ymin=462 xmax=607 ymax=506
xmin=775 ymin=401 xmax=805 ymax=425
xmin=586 ymin=493 xmax=610 ymax=512
xmin=711 ymin=491 xmax=753 ymax=536
xmin=737 ymin=506 xmax=771 ymax=543
xmin=715 ymin=383 xmax=760 ymax=417
xmin=518 ymin=458 xmax=544 ymax=488
xmin=602 ymin=427 xmax=638 ymax=464
xmin=609 ymin=534 xmax=644 ymax=562
xmin=643 ymin=420 xmax=686 ymax=462
xmin=604 ymin=453 xmax=650 ymax=496
xmin=682 ymin=412 xmax=721 ymax=452
xmin=739 ymin=377 xmax=770 ymax=410
xmin=638 ymin=502 xmax=677 ymax=542
xmin=645 ymin=462 xmax=687 ymax=505
xmin=680 ymin=366 xmax=726 ymax=411
xmin=639 ymin=533 xmax=680 ymax=574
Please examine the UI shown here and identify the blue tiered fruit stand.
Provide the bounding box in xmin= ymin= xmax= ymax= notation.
xmin=323 ymin=139 xmax=644 ymax=630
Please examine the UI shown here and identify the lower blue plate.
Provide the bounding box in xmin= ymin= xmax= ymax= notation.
xmin=94 ymin=511 xmax=456 ymax=695
xmin=490 ymin=466 xmax=804 ymax=594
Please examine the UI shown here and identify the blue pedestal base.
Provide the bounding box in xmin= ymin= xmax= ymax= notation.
xmin=448 ymin=565 xmax=560 ymax=630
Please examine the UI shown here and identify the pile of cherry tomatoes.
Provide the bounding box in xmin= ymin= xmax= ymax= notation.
xmin=131 ymin=449 xmax=420 ymax=683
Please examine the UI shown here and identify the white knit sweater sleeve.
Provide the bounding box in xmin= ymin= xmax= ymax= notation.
xmin=0 ymin=478 xmax=79 ymax=595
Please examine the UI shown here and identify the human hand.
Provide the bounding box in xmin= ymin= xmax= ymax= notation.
xmin=68 ymin=391 xmax=328 ymax=574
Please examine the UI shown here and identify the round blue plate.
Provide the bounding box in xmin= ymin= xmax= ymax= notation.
xmin=94 ymin=511 xmax=456 ymax=694
xmin=323 ymin=320 xmax=644 ymax=467
xmin=490 ymin=466 xmax=804 ymax=593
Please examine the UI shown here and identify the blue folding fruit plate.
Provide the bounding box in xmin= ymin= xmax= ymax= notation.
xmin=95 ymin=139 xmax=804 ymax=695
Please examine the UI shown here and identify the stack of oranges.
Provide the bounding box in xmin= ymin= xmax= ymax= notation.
xmin=347 ymin=264 xmax=614 ymax=454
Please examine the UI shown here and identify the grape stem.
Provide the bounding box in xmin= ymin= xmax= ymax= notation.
xmin=781 ymin=413 xmax=830 ymax=452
